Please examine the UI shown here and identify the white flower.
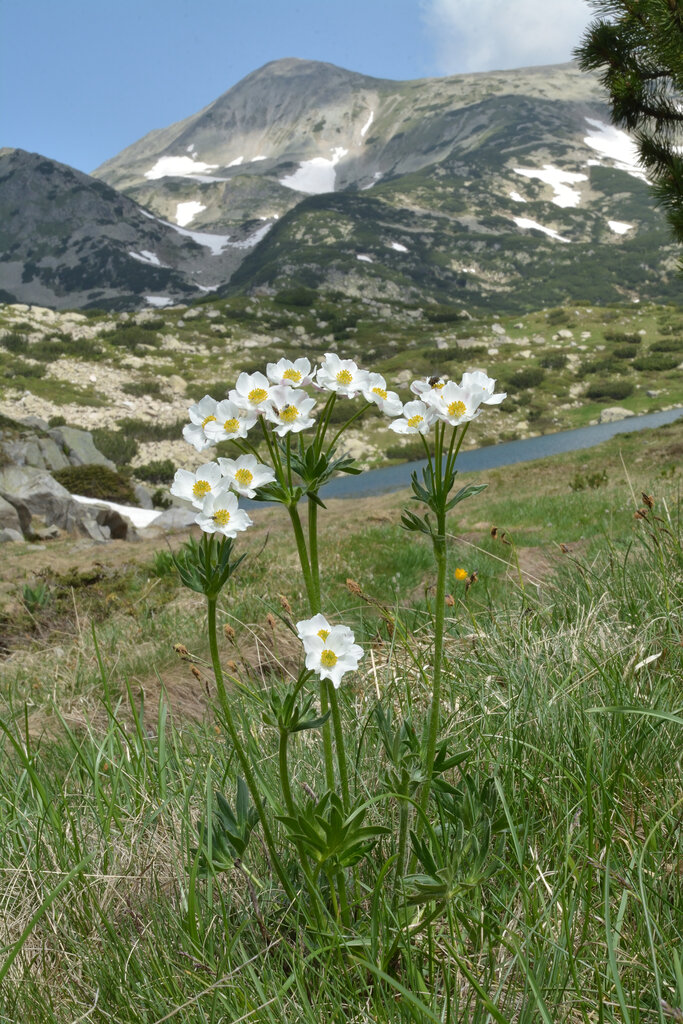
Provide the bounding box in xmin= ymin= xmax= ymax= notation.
xmin=459 ymin=370 xmax=506 ymax=405
xmin=230 ymin=371 xmax=272 ymax=412
xmin=217 ymin=454 xmax=276 ymax=498
xmin=195 ymin=488 xmax=253 ymax=537
xmin=388 ymin=400 xmax=437 ymax=435
xmin=204 ymin=399 xmax=257 ymax=442
xmin=410 ymin=376 xmax=448 ymax=398
xmin=264 ymin=385 xmax=316 ymax=435
xmin=301 ymin=623 xmax=364 ymax=689
xmin=316 ymin=353 xmax=369 ymax=397
xmin=362 ymin=373 xmax=403 ymax=417
xmin=183 ymin=394 xmax=219 ymax=452
xmin=296 ymin=613 xmax=355 ymax=650
xmin=423 ymin=381 xmax=482 ymax=426
xmin=170 ymin=461 xmax=223 ymax=509
xmin=266 ymin=357 xmax=314 ymax=387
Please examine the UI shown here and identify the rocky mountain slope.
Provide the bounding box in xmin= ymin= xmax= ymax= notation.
xmin=1 ymin=59 xmax=679 ymax=311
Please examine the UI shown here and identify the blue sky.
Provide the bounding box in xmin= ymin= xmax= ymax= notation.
xmin=1 ymin=0 xmax=593 ymax=174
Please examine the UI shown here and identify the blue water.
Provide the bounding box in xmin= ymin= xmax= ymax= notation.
xmin=317 ymin=406 xmax=683 ymax=501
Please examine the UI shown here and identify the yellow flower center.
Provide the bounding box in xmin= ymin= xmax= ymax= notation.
xmin=371 ymin=386 xmax=388 ymax=400
xmin=317 ymin=628 xmax=330 ymax=641
xmin=279 ymin=404 xmax=300 ymax=423
xmin=223 ymin=417 xmax=240 ymax=433
xmin=192 ymin=479 xmax=211 ymax=499
xmin=212 ymin=509 xmax=231 ymax=527
xmin=235 ymin=468 xmax=253 ymax=487
xmin=320 ymin=649 xmax=338 ymax=668
xmin=248 ymin=387 xmax=268 ymax=404
xmin=454 ymin=567 xmax=468 ymax=581
xmin=201 ymin=414 xmax=216 ymax=429
xmin=283 ymin=368 xmax=302 ymax=383
xmin=336 ymin=369 xmax=353 ymax=386
xmin=447 ymin=400 xmax=466 ymax=418
xmin=407 ymin=414 xmax=424 ymax=428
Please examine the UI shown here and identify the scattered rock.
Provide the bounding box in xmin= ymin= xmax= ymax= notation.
xmin=557 ymin=329 xmax=574 ymax=339
xmin=599 ymin=407 xmax=635 ymax=424
xmin=34 ymin=524 xmax=61 ymax=541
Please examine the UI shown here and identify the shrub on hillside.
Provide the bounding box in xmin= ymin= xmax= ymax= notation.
xmin=273 ymin=286 xmax=316 ymax=308
xmin=91 ymin=427 xmax=139 ymax=466
xmin=539 ymin=351 xmax=568 ymax=370
xmin=604 ymin=330 xmax=641 ymax=344
xmin=585 ymin=380 xmax=634 ymax=400
xmin=0 ymin=332 xmax=29 ymax=355
xmin=104 ymin=325 xmax=160 ymax=350
xmin=134 ymin=459 xmax=176 ymax=484
xmin=612 ymin=345 xmax=639 ymax=359
xmin=632 ymin=353 xmax=680 ymax=371
xmin=507 ymin=366 xmax=545 ymax=389
xmin=53 ymin=464 xmax=136 ymax=504
xmin=650 ymin=338 xmax=683 ymax=353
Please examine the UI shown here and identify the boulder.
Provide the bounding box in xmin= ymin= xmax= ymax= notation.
xmin=0 ymin=466 xmax=71 ymax=523
xmin=133 ymin=484 xmax=154 ymax=509
xmin=0 ymin=494 xmax=22 ymax=534
xmin=47 ymin=426 xmax=115 ymax=469
xmin=0 ymin=528 xmax=24 ymax=543
xmin=19 ymin=415 xmax=50 ymax=430
xmin=38 ymin=437 xmax=71 ymax=471
xmin=599 ymin=407 xmax=635 ymax=424
xmin=0 ymin=490 xmax=33 ymax=538
xmin=151 ymin=506 xmax=197 ymax=531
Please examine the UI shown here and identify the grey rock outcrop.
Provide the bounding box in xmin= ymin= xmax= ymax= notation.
xmin=47 ymin=426 xmax=115 ymax=469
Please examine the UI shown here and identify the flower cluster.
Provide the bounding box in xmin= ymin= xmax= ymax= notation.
xmin=296 ymin=613 xmax=364 ymax=689
xmin=170 ymin=455 xmax=275 ymax=536
xmin=390 ymin=370 xmax=506 ymax=435
xmin=175 ymin=354 xmax=505 ymax=538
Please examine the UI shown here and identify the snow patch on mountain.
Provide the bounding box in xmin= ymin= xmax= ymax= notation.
xmin=362 ymin=171 xmax=384 ymax=190
xmin=388 ymin=241 xmax=409 ymax=252
xmin=357 ymin=254 xmax=373 ymax=262
xmin=145 ymin=155 xmax=219 ymax=180
xmin=512 ymin=216 xmax=571 ymax=243
xmin=607 ymin=220 xmax=634 ymax=235
xmin=128 ymin=250 xmax=164 ymax=266
xmin=583 ymin=118 xmax=647 ymax=181
xmin=145 ymin=295 xmax=173 ymax=307
xmin=176 ymin=201 xmax=206 ymax=227
xmin=510 ymin=191 xmax=526 ymax=203
xmin=513 ymin=165 xmax=587 ymax=208
xmin=279 ymin=147 xmax=348 ymax=194
xmin=225 ymin=223 xmax=273 ymax=249
xmin=361 ymin=111 xmax=374 ymax=138
xmin=228 ymin=156 xmax=244 ymax=167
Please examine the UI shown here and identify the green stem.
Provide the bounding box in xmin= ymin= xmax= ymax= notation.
xmin=328 ymin=684 xmax=350 ymax=810
xmin=307 ymin=497 xmax=321 ymax=613
xmin=419 ymin=506 xmax=448 ymax=821
xmin=288 ymin=504 xmax=315 ymax=607
xmin=325 ymin=401 xmax=372 ymax=457
xmin=306 ymin=496 xmax=336 ymax=795
xmin=314 ymin=392 xmax=337 ymax=453
xmin=207 ymin=597 xmax=295 ymax=901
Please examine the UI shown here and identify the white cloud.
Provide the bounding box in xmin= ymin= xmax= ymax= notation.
xmin=421 ymin=0 xmax=593 ymax=74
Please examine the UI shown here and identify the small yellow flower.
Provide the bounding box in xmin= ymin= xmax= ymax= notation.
xmin=454 ymin=567 xmax=469 ymax=582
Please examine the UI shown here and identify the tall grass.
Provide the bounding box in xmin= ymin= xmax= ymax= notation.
xmin=0 ymin=493 xmax=681 ymax=1023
